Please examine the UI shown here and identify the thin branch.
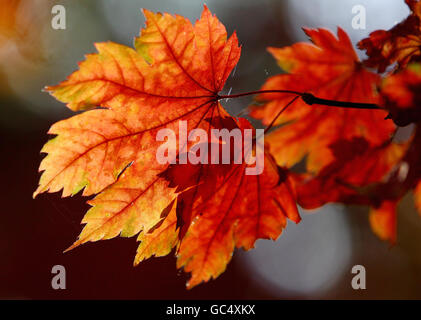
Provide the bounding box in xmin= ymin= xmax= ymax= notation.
xmin=217 ymin=90 xmax=384 ymax=111
xmin=301 ymin=93 xmax=383 ymax=110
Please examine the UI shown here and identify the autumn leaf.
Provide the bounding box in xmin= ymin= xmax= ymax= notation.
xmin=45 ymin=8 xmax=240 ymax=113
xmin=176 ymin=156 xmax=299 ymax=288
xmin=294 ymin=62 xmax=421 ymax=242
xmin=34 ymin=2 xmax=421 ymax=288
xmin=293 ymin=135 xmax=415 ymax=243
xmin=358 ymin=0 xmax=421 ymax=73
xmin=293 ymin=133 xmax=412 ymax=243
xmin=35 ymin=3 xmax=240 ymax=196
xmin=162 ymin=118 xmax=299 ymax=288
xmin=250 ymin=27 xmax=395 ymax=172
xmin=344 ymin=63 xmax=421 ymax=242
xmin=378 ymin=63 xmax=421 ymax=219
xmin=294 ymin=138 xmax=408 ymax=210
xmin=35 ymin=6 xmax=241 ymax=249
xmin=35 ymin=6 xmax=300 ymax=289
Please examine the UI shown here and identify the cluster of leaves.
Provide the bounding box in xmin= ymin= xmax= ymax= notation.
xmin=35 ymin=2 xmax=421 ymax=288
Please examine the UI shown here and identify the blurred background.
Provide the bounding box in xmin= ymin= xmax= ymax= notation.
xmin=1 ymin=0 xmax=421 ymax=299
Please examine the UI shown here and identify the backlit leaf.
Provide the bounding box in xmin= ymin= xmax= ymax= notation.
xmin=251 ymin=27 xmax=395 ymax=172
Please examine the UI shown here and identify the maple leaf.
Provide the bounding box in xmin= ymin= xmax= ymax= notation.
xmin=377 ymin=62 xmax=421 ymax=221
xmin=358 ymin=0 xmax=421 ymax=73
xmin=34 ymin=6 xmax=300 ymax=288
xmin=345 ymin=63 xmax=421 ymax=242
xmin=293 ymin=137 xmax=412 ymax=244
xmin=35 ymin=6 xmax=241 ymax=249
xmin=250 ymin=27 xmax=395 ymax=172
xmin=294 ymin=138 xmax=408 ymax=210
xmin=162 ymin=118 xmax=299 ymax=288
xmin=176 ymin=157 xmax=299 ymax=288
xmin=294 ymin=85 xmax=420 ymax=244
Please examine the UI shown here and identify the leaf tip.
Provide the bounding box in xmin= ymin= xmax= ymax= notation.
xmin=141 ymin=7 xmax=154 ymax=19
xmin=301 ymin=26 xmax=313 ymax=37
xmin=64 ymin=241 xmax=80 ymax=253
xmin=33 ymin=185 xmax=45 ymax=199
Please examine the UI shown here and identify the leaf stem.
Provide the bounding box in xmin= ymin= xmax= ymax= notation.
xmin=217 ymin=89 xmax=302 ymax=99
xmin=264 ymin=95 xmax=300 ymax=134
xmin=217 ymin=90 xmax=383 ymax=110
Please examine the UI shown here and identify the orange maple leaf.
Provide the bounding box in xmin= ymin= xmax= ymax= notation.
xmin=34 ymin=6 xmax=299 ymax=288
xmin=35 ymin=5 xmax=241 ymax=249
xmin=358 ymin=0 xmax=421 ymax=73
xmin=250 ymin=27 xmax=395 ymax=173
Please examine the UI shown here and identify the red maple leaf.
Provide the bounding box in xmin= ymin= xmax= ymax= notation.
xmin=294 ymin=63 xmax=421 ymax=243
xmin=358 ymin=0 xmax=421 ymax=73
xmin=294 ymin=138 xmax=408 ymax=210
xmin=162 ymin=117 xmax=299 ymax=288
xmin=250 ymin=27 xmax=395 ymax=173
